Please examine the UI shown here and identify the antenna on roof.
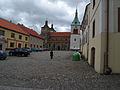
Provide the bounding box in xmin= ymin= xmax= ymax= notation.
xmin=75 ymin=0 xmax=81 ymax=10
xmin=76 ymin=2 xmax=78 ymax=9
xmin=10 ymin=20 xmax=12 ymax=23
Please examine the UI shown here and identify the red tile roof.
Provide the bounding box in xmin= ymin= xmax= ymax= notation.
xmin=19 ymin=25 xmax=44 ymax=39
xmin=0 ymin=18 xmax=29 ymax=35
xmin=48 ymin=40 xmax=69 ymax=43
xmin=49 ymin=32 xmax=71 ymax=37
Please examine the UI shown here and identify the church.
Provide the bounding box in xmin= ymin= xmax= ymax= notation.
xmin=41 ymin=9 xmax=81 ymax=50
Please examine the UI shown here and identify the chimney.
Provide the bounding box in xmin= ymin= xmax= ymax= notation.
xmin=45 ymin=20 xmax=48 ymax=26
xmin=51 ymin=24 xmax=53 ymax=29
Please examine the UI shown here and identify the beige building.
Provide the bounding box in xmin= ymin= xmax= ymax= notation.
xmin=19 ymin=24 xmax=44 ymax=48
xmin=81 ymin=4 xmax=90 ymax=60
xmin=81 ymin=0 xmax=120 ymax=74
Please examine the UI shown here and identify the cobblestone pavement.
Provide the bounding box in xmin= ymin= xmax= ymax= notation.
xmin=0 ymin=51 xmax=120 ymax=90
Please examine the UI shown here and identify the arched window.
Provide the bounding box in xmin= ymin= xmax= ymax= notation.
xmin=73 ymin=29 xmax=78 ymax=34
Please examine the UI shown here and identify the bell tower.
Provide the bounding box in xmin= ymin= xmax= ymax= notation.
xmin=70 ymin=9 xmax=81 ymax=50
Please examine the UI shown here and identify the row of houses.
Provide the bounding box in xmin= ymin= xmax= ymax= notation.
xmin=81 ymin=0 xmax=120 ymax=74
xmin=0 ymin=18 xmax=44 ymax=50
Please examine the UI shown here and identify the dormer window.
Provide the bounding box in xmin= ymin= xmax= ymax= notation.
xmin=75 ymin=22 xmax=77 ymax=24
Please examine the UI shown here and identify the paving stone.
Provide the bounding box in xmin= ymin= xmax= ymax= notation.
xmin=0 ymin=51 xmax=120 ymax=90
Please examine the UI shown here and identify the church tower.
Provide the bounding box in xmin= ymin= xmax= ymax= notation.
xmin=70 ymin=9 xmax=81 ymax=50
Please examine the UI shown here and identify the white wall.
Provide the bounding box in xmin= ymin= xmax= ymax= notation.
xmin=70 ymin=35 xmax=80 ymax=50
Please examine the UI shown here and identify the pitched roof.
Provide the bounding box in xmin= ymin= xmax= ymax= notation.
xmin=49 ymin=32 xmax=71 ymax=37
xmin=19 ymin=25 xmax=44 ymax=39
xmin=0 ymin=18 xmax=29 ymax=35
xmin=48 ymin=40 xmax=69 ymax=43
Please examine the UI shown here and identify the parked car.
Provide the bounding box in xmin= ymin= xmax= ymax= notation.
xmin=9 ymin=48 xmax=30 ymax=57
xmin=31 ymin=48 xmax=41 ymax=52
xmin=42 ymin=48 xmax=50 ymax=51
xmin=0 ymin=50 xmax=7 ymax=60
xmin=22 ymin=48 xmax=32 ymax=53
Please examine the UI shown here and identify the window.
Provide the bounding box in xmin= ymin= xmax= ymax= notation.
xmin=49 ymin=44 xmax=51 ymax=47
xmin=34 ymin=45 xmax=35 ymax=48
xmin=25 ymin=37 xmax=28 ymax=41
xmin=86 ymin=32 xmax=88 ymax=43
xmin=37 ymin=45 xmax=38 ymax=48
xmin=73 ymin=29 xmax=78 ymax=34
xmin=93 ymin=0 xmax=95 ymax=9
xmin=10 ymin=42 xmax=14 ymax=47
xmin=31 ymin=44 xmax=32 ymax=48
xmin=0 ymin=44 xmax=2 ymax=50
xmin=11 ymin=33 xmax=15 ymax=38
xmin=0 ymin=30 xmax=5 ymax=36
xmin=18 ymin=43 xmax=21 ymax=48
xmin=92 ymin=20 xmax=95 ymax=38
xmin=118 ymin=8 xmax=120 ymax=32
xmin=74 ymin=38 xmax=76 ymax=41
xmin=25 ymin=44 xmax=27 ymax=48
xmin=40 ymin=46 xmax=42 ymax=48
xmin=53 ymin=44 xmax=55 ymax=48
xmin=19 ymin=35 xmax=22 ymax=39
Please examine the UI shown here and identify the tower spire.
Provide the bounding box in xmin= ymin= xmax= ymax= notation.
xmin=75 ymin=9 xmax=78 ymax=17
xmin=71 ymin=9 xmax=80 ymax=26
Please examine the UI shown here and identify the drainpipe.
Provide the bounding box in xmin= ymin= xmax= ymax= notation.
xmin=104 ymin=0 xmax=112 ymax=75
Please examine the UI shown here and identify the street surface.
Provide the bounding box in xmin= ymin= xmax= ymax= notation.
xmin=0 ymin=51 xmax=120 ymax=90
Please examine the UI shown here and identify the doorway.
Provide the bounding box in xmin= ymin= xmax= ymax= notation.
xmin=118 ymin=8 xmax=120 ymax=32
xmin=0 ymin=43 xmax=2 ymax=50
xmin=91 ymin=47 xmax=95 ymax=68
xmin=58 ymin=46 xmax=60 ymax=50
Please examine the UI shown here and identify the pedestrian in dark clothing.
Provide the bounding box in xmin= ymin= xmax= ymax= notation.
xmin=50 ymin=50 xmax=53 ymax=59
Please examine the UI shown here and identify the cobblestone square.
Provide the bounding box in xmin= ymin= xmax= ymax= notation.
xmin=0 ymin=51 xmax=120 ymax=90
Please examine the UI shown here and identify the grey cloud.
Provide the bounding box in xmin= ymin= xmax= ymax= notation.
xmin=49 ymin=0 xmax=90 ymax=7
xmin=0 ymin=0 xmax=90 ymax=32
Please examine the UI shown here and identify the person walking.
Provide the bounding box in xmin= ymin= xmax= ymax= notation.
xmin=50 ymin=50 xmax=53 ymax=59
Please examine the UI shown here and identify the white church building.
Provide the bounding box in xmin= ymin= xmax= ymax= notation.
xmin=70 ymin=9 xmax=81 ymax=50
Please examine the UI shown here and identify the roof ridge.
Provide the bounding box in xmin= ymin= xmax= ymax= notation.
xmin=0 ymin=18 xmax=29 ymax=35
xmin=19 ymin=24 xmax=44 ymax=39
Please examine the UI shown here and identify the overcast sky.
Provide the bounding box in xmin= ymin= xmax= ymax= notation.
xmin=0 ymin=0 xmax=90 ymax=33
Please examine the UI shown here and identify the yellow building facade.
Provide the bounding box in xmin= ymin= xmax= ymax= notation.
xmin=0 ymin=18 xmax=29 ymax=50
xmin=0 ymin=27 xmax=29 ymax=49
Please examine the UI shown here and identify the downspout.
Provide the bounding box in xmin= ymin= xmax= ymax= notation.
xmin=104 ymin=0 xmax=112 ymax=75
